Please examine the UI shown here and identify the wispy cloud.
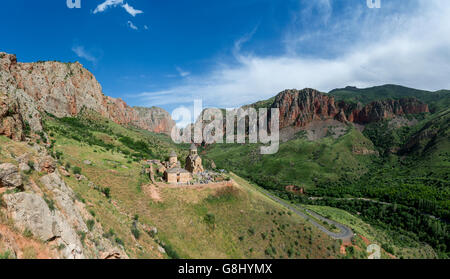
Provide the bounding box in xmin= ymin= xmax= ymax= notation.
xmin=176 ymin=67 xmax=191 ymax=77
xmin=93 ymin=0 xmax=143 ymax=17
xmin=127 ymin=20 xmax=138 ymax=30
xmin=122 ymin=3 xmax=143 ymax=17
xmin=72 ymin=46 xmax=97 ymax=63
xmin=134 ymin=0 xmax=450 ymax=109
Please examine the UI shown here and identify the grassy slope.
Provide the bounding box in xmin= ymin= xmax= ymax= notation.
xmin=304 ymin=205 xmax=437 ymax=259
xmin=29 ymin=113 xmax=347 ymax=259
xmin=203 ymin=127 xmax=376 ymax=191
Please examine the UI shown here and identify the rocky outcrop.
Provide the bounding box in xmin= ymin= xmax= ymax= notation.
xmin=0 ymin=93 xmax=25 ymax=141
xmin=0 ymin=52 xmax=174 ymax=139
xmin=270 ymin=89 xmax=429 ymax=129
xmin=133 ymin=106 xmax=175 ymax=135
xmin=272 ymin=89 xmax=340 ymax=129
xmin=0 ymin=163 xmax=22 ymax=189
xmin=1 ymin=166 xmax=128 ymax=259
xmin=3 ymin=192 xmax=85 ymax=259
xmin=341 ymin=98 xmax=429 ymax=124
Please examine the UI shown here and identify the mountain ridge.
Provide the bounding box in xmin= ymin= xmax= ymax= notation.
xmin=0 ymin=52 xmax=174 ymax=139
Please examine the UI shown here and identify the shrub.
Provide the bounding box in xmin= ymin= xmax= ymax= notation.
xmin=103 ymin=188 xmax=111 ymax=198
xmin=72 ymin=166 xmax=82 ymax=175
xmin=115 ymin=237 xmax=124 ymax=246
xmin=77 ymin=231 xmax=86 ymax=243
xmin=204 ymin=213 xmax=216 ymax=226
xmin=103 ymin=228 xmax=115 ymax=238
xmin=23 ymin=228 xmax=33 ymax=238
xmin=89 ymin=210 xmax=96 ymax=217
xmin=131 ymin=226 xmax=140 ymax=240
xmin=87 ymin=219 xmax=95 ymax=231
xmin=163 ymin=242 xmax=180 ymax=259
xmin=0 ymin=251 xmax=12 ymax=259
xmin=27 ymin=160 xmax=35 ymax=169
xmin=44 ymin=196 xmax=55 ymax=212
xmin=75 ymin=193 xmax=85 ymax=203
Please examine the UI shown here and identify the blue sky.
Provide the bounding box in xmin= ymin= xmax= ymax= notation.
xmin=1 ymin=0 xmax=449 ymax=115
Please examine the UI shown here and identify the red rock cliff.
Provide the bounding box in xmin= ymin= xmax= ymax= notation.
xmin=0 ymin=52 xmax=174 ymax=138
xmin=270 ymin=88 xmax=429 ymax=129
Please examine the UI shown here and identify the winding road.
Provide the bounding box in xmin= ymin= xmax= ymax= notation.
xmin=258 ymin=188 xmax=355 ymax=243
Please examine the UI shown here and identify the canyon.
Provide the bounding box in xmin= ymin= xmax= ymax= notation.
xmin=0 ymin=52 xmax=174 ymax=140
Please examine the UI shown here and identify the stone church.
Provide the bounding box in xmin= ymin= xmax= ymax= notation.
xmin=164 ymin=144 xmax=204 ymax=184
xmin=185 ymin=144 xmax=204 ymax=174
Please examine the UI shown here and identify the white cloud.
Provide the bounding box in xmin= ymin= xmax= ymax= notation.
xmin=122 ymin=3 xmax=143 ymax=17
xmin=72 ymin=46 xmax=97 ymax=63
xmin=93 ymin=0 xmax=143 ymax=17
xmin=127 ymin=20 xmax=138 ymax=30
xmin=93 ymin=0 xmax=123 ymax=14
xmin=176 ymin=67 xmax=191 ymax=77
xmin=135 ymin=0 xmax=450 ymax=109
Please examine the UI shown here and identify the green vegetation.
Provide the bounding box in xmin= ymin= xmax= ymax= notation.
xmin=204 ymin=94 xmax=449 ymax=258
xmin=87 ymin=219 xmax=95 ymax=231
xmin=0 ymin=251 xmax=13 ymax=259
xmin=204 ymin=127 xmax=375 ymax=192
xmin=330 ymin=84 xmax=450 ymax=112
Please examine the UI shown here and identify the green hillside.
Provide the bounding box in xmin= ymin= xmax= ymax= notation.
xmin=203 ymin=127 xmax=377 ymax=192
xmin=329 ymin=84 xmax=450 ymax=112
xmin=29 ymin=111 xmax=347 ymax=259
xmin=203 ymin=90 xmax=450 ymax=258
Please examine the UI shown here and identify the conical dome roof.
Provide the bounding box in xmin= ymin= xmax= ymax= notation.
xmin=190 ymin=143 xmax=197 ymax=151
xmin=169 ymin=150 xmax=177 ymax=157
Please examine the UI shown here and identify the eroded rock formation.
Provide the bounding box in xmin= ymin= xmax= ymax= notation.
xmin=270 ymin=88 xmax=429 ymax=129
xmin=0 ymin=52 xmax=174 ymax=139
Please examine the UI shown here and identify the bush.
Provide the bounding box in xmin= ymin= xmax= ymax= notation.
xmin=89 ymin=210 xmax=96 ymax=217
xmin=115 ymin=237 xmax=124 ymax=246
xmin=44 ymin=196 xmax=55 ymax=212
xmin=78 ymin=231 xmax=86 ymax=243
xmin=0 ymin=251 xmax=12 ymax=259
xmin=204 ymin=213 xmax=216 ymax=226
xmin=103 ymin=228 xmax=115 ymax=239
xmin=131 ymin=226 xmax=140 ymax=240
xmin=72 ymin=166 xmax=82 ymax=175
xmin=87 ymin=219 xmax=95 ymax=231
xmin=162 ymin=242 xmax=180 ymax=259
xmin=23 ymin=228 xmax=33 ymax=238
xmin=103 ymin=188 xmax=111 ymax=198
xmin=27 ymin=160 xmax=35 ymax=170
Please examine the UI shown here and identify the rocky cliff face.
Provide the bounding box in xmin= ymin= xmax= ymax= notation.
xmin=272 ymin=88 xmax=340 ymax=129
xmin=270 ymin=88 xmax=429 ymax=129
xmin=0 ymin=52 xmax=173 ymax=139
xmin=133 ymin=106 xmax=175 ymax=135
